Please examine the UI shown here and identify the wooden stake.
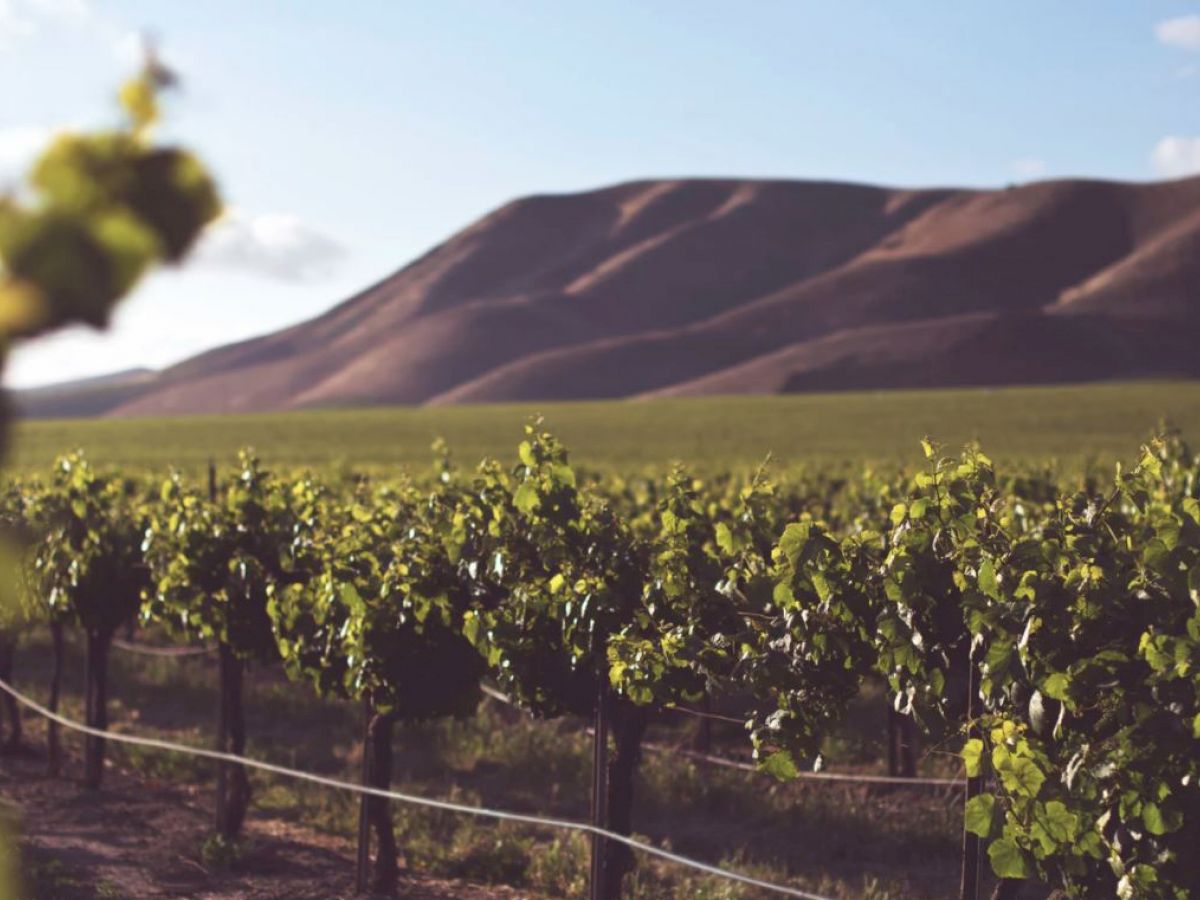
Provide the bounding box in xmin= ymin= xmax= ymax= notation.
xmin=590 ymin=678 xmax=610 ymax=900
xmin=47 ymin=622 xmax=63 ymax=775
xmin=215 ymin=642 xmax=230 ymax=836
xmin=355 ymin=697 xmax=372 ymax=894
xmin=960 ymin=645 xmax=981 ymax=900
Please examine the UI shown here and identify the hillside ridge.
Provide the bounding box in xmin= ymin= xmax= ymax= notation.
xmin=16 ymin=174 xmax=1200 ymax=418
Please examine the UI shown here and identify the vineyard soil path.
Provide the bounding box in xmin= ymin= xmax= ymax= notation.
xmin=0 ymin=743 xmax=534 ymax=899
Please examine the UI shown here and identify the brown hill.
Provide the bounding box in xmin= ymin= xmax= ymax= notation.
xmin=17 ymin=176 xmax=1200 ymax=418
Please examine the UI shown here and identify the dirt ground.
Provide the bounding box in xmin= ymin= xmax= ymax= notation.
xmin=0 ymin=742 xmax=534 ymax=900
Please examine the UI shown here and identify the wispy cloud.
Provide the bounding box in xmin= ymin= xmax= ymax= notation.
xmin=195 ymin=211 xmax=347 ymax=282
xmin=0 ymin=0 xmax=35 ymax=40
xmin=1156 ymin=14 xmax=1200 ymax=51
xmin=1151 ymin=136 xmax=1200 ymax=178
xmin=0 ymin=0 xmax=141 ymax=65
xmin=1010 ymin=157 xmax=1047 ymax=181
xmin=1 ymin=0 xmax=90 ymax=41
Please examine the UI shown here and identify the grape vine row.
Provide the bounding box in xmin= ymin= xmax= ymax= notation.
xmin=0 ymin=423 xmax=1196 ymax=899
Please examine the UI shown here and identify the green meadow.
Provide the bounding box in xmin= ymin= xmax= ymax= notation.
xmin=10 ymin=381 xmax=1200 ymax=476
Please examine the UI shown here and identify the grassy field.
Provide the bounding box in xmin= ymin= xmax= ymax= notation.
xmin=10 ymin=380 xmax=1200 ymax=475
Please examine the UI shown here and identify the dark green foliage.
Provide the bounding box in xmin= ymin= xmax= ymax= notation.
xmin=271 ymin=476 xmax=483 ymax=718
xmin=883 ymin=436 xmax=1200 ymax=898
xmin=6 ymin=419 xmax=1200 ymax=898
xmin=26 ymin=452 xmax=146 ymax=637
xmin=456 ymin=425 xmax=645 ymax=719
xmin=142 ymin=451 xmax=294 ymax=662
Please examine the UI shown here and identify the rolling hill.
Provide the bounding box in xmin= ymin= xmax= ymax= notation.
xmin=16 ymin=175 xmax=1200 ymax=418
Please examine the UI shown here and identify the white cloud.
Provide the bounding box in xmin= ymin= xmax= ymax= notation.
xmin=0 ymin=0 xmax=35 ymax=40
xmin=28 ymin=0 xmax=90 ymax=25
xmin=1010 ymin=157 xmax=1048 ymax=180
xmin=0 ymin=0 xmax=143 ymax=68
xmin=0 ymin=0 xmax=88 ymax=42
xmin=196 ymin=211 xmax=347 ymax=282
xmin=1151 ymin=136 xmax=1200 ymax=179
xmin=1156 ymin=15 xmax=1200 ymax=51
xmin=0 ymin=124 xmax=51 ymax=183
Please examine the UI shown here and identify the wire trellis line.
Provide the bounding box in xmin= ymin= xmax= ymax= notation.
xmin=480 ymin=684 xmax=964 ymax=788
xmin=111 ymin=638 xmax=214 ymax=658
xmin=0 ymin=676 xmax=834 ymax=900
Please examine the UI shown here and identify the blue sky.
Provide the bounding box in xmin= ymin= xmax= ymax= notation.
xmin=3 ymin=1 xmax=1200 ymax=387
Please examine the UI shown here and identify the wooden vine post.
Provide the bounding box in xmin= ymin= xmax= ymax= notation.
xmin=82 ymin=628 xmax=110 ymax=788
xmin=209 ymin=460 xmax=252 ymax=839
xmin=691 ymin=693 xmax=712 ymax=753
xmin=887 ymin=709 xmax=918 ymax=778
xmin=590 ymin=675 xmax=611 ymax=900
xmin=362 ymin=703 xmax=399 ymax=892
xmin=0 ymin=634 xmax=21 ymax=749
xmin=355 ymin=697 xmax=372 ymax=894
xmin=210 ymin=459 xmax=230 ymax=836
xmin=46 ymin=621 xmax=63 ymax=775
xmin=960 ymin=644 xmax=981 ymax=900
xmin=215 ymin=642 xmax=251 ymax=836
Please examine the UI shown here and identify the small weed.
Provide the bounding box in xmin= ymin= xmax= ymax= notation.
xmin=22 ymin=853 xmax=92 ymax=898
xmin=199 ymin=833 xmax=245 ymax=870
xmin=114 ymin=738 xmax=211 ymax=781
xmin=526 ymin=833 xmax=589 ymax=897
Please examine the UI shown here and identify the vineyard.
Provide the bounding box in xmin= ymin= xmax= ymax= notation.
xmin=0 ymin=421 xmax=1197 ymax=900
xmin=13 ymin=381 xmax=1200 ymax=475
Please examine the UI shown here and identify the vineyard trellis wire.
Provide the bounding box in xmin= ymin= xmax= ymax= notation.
xmin=111 ymin=638 xmax=213 ymax=658
xmin=0 ymin=674 xmax=834 ymax=900
xmin=477 ymin=682 xmax=964 ymax=788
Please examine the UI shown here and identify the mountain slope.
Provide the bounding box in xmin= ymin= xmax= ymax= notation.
xmin=17 ymin=175 xmax=1200 ymax=418
xmin=12 ymin=369 xmax=157 ymax=419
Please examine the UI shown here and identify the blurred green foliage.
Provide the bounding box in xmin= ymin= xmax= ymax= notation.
xmin=0 ymin=64 xmax=219 ymax=349
xmin=0 ymin=59 xmax=219 ymax=896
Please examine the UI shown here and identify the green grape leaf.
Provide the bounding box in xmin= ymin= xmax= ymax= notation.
xmin=760 ymin=751 xmax=798 ymax=782
xmin=988 ymin=837 xmax=1032 ymax=879
xmin=777 ymin=523 xmax=810 ymax=567
xmin=998 ymin=756 xmax=1045 ymax=799
xmin=1040 ymin=800 xmax=1078 ymax=843
xmin=513 ymin=482 xmax=539 ymax=515
xmin=1041 ymin=672 xmax=1070 ymax=702
xmin=978 ymin=559 xmax=1000 ymax=600
xmin=962 ymin=738 xmax=984 ymax=778
xmin=714 ymin=522 xmax=735 ymax=555
xmin=964 ymin=793 xmax=996 ymax=837
xmin=1142 ymin=802 xmax=1182 ymax=836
